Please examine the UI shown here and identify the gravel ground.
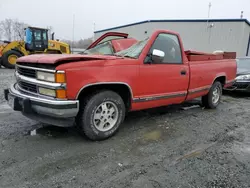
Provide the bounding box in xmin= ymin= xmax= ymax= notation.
xmin=1 ymin=68 xmax=250 ymax=188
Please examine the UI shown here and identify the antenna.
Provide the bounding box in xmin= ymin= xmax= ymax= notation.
xmin=240 ymin=11 xmax=244 ymax=19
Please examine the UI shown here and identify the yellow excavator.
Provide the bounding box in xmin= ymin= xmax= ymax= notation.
xmin=0 ymin=26 xmax=71 ymax=69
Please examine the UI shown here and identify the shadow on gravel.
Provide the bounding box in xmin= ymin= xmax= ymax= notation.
xmin=26 ymin=99 xmax=203 ymax=140
xmin=121 ymin=99 xmax=202 ymax=131
xmin=27 ymin=125 xmax=81 ymax=139
xmin=223 ymin=90 xmax=250 ymax=98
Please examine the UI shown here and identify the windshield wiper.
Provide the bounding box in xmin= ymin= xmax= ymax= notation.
xmin=123 ymin=55 xmax=136 ymax=59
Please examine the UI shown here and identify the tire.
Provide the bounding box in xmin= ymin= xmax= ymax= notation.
xmin=2 ymin=50 xmax=23 ymax=69
xmin=202 ymin=81 xmax=222 ymax=109
xmin=76 ymin=90 xmax=126 ymax=141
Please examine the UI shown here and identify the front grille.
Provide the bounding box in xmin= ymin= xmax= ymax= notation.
xmin=17 ymin=66 xmax=36 ymax=78
xmin=233 ymin=82 xmax=250 ymax=89
xmin=18 ymin=81 xmax=37 ymax=93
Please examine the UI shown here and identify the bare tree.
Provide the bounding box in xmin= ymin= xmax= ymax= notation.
xmin=46 ymin=26 xmax=53 ymax=39
xmin=0 ymin=27 xmax=3 ymax=40
xmin=62 ymin=37 xmax=92 ymax=49
xmin=12 ymin=20 xmax=29 ymax=40
xmin=0 ymin=19 xmax=29 ymax=41
xmin=0 ymin=19 xmax=12 ymax=41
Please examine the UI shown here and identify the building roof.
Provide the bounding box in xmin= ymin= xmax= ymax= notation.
xmin=94 ymin=18 xmax=250 ymax=33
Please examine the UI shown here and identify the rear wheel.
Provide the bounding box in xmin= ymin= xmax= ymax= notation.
xmin=202 ymin=81 xmax=222 ymax=109
xmin=2 ymin=50 xmax=22 ymax=69
xmin=76 ymin=90 xmax=126 ymax=141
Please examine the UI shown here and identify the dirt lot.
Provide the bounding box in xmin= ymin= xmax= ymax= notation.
xmin=1 ymin=68 xmax=250 ymax=188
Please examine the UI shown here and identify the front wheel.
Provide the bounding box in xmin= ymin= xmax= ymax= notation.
xmin=76 ymin=90 xmax=126 ymax=141
xmin=202 ymin=81 xmax=222 ymax=109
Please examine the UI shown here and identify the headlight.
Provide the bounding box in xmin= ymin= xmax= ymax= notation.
xmin=235 ymin=74 xmax=250 ymax=80
xmin=38 ymin=87 xmax=56 ymax=97
xmin=36 ymin=71 xmax=66 ymax=83
xmin=37 ymin=71 xmax=55 ymax=82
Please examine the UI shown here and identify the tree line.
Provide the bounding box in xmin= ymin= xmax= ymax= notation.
xmin=0 ymin=19 xmax=92 ymax=49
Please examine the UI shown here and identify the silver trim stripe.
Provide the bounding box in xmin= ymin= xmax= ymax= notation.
xmin=10 ymin=84 xmax=78 ymax=106
xmin=188 ymin=85 xmax=211 ymax=94
xmin=15 ymin=72 xmax=66 ymax=89
xmin=16 ymin=64 xmax=56 ymax=73
xmin=133 ymin=92 xmax=187 ymax=102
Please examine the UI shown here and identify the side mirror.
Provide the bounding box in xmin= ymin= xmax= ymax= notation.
xmin=152 ymin=49 xmax=165 ymax=62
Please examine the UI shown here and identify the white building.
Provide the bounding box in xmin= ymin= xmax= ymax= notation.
xmin=94 ymin=19 xmax=250 ymax=57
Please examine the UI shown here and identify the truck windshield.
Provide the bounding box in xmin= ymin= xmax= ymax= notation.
xmin=115 ymin=38 xmax=149 ymax=58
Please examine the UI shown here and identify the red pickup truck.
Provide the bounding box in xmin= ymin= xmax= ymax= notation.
xmin=4 ymin=30 xmax=237 ymax=141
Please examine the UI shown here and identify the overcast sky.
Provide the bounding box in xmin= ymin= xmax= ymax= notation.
xmin=1 ymin=0 xmax=250 ymax=40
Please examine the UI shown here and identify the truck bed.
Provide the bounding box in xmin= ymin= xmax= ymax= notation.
xmin=185 ymin=50 xmax=236 ymax=61
xmin=185 ymin=51 xmax=237 ymax=100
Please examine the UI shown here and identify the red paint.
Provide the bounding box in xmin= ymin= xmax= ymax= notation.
xmin=17 ymin=32 xmax=137 ymax=63
xmin=17 ymin=30 xmax=237 ymax=112
xmin=17 ymin=54 xmax=121 ymax=64
xmin=87 ymin=32 xmax=128 ymax=50
xmin=111 ymin=38 xmax=138 ymax=52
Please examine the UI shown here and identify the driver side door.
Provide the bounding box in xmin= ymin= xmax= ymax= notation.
xmin=137 ymin=32 xmax=189 ymax=108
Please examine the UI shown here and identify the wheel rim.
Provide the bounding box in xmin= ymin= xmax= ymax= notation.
xmin=212 ymin=86 xmax=221 ymax=104
xmin=93 ymin=101 xmax=119 ymax=132
xmin=8 ymin=55 xmax=18 ymax=65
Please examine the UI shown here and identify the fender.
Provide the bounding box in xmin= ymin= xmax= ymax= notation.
xmin=76 ymin=82 xmax=134 ymax=100
xmin=212 ymin=74 xmax=226 ymax=85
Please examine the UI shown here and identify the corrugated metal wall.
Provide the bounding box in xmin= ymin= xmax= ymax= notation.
xmin=95 ymin=21 xmax=250 ymax=57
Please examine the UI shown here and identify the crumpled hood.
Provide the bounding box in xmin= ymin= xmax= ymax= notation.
xmin=16 ymin=54 xmax=120 ymax=64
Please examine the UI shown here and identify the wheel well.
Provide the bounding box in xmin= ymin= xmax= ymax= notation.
xmin=77 ymin=84 xmax=132 ymax=110
xmin=8 ymin=49 xmax=23 ymax=56
xmin=214 ymin=76 xmax=226 ymax=86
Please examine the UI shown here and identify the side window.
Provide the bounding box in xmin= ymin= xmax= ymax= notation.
xmin=42 ymin=31 xmax=47 ymax=40
xmin=34 ymin=30 xmax=42 ymax=40
xmin=149 ymin=33 xmax=182 ymax=64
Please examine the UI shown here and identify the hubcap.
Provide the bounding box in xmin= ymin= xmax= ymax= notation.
xmin=93 ymin=101 xmax=119 ymax=132
xmin=8 ymin=55 xmax=18 ymax=65
xmin=212 ymin=87 xmax=220 ymax=104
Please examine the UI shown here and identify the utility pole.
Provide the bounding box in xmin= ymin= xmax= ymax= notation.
xmin=72 ymin=14 xmax=75 ymax=53
xmin=207 ymin=2 xmax=212 ymax=45
xmin=207 ymin=2 xmax=212 ymax=27
xmin=240 ymin=11 xmax=244 ymax=19
xmin=93 ymin=22 xmax=96 ymax=42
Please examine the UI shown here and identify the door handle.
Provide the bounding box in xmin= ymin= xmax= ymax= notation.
xmin=180 ymin=70 xmax=186 ymax=75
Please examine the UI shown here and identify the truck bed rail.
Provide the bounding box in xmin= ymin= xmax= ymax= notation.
xmin=185 ymin=50 xmax=236 ymax=61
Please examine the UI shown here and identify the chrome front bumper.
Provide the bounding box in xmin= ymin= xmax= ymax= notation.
xmin=4 ymin=84 xmax=79 ymax=127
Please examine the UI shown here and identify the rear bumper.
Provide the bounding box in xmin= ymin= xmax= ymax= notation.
xmin=4 ymin=84 xmax=79 ymax=127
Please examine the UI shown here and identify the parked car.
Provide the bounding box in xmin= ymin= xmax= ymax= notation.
xmin=4 ymin=30 xmax=237 ymax=141
xmin=228 ymin=57 xmax=250 ymax=92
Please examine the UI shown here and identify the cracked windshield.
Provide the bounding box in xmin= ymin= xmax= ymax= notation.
xmin=1 ymin=0 xmax=250 ymax=187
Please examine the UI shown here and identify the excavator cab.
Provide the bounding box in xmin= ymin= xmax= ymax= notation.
xmin=25 ymin=27 xmax=48 ymax=52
